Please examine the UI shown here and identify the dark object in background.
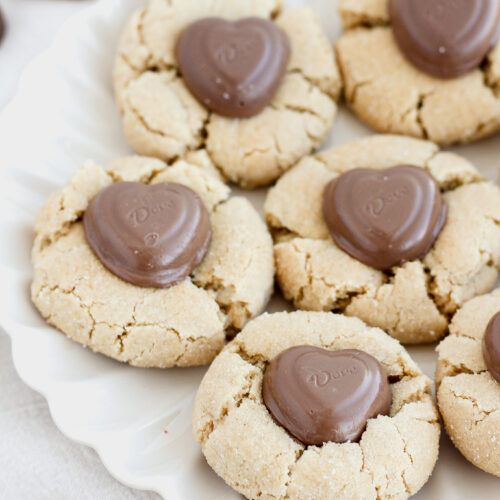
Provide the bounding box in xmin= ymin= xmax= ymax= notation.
xmin=0 ymin=6 xmax=5 ymax=44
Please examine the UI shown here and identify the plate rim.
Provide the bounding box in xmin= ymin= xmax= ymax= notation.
xmin=2 ymin=1 xmax=500 ymax=499
xmin=0 ymin=0 xmax=166 ymax=495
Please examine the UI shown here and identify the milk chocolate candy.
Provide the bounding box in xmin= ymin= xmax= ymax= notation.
xmin=84 ymin=182 xmax=211 ymax=288
xmin=175 ymin=17 xmax=290 ymax=118
xmin=323 ymin=165 xmax=447 ymax=271
xmin=389 ymin=0 xmax=500 ymax=79
xmin=263 ymin=346 xmax=392 ymax=445
xmin=483 ymin=312 xmax=500 ymax=383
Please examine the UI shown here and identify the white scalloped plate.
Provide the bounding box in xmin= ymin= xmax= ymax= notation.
xmin=1 ymin=0 xmax=500 ymax=498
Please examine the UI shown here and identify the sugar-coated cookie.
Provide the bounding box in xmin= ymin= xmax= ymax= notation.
xmin=265 ymin=135 xmax=500 ymax=344
xmin=114 ymin=0 xmax=341 ymax=188
xmin=436 ymin=289 xmax=500 ymax=477
xmin=335 ymin=0 xmax=500 ymax=145
xmin=31 ymin=152 xmax=274 ymax=367
xmin=193 ymin=311 xmax=440 ymax=499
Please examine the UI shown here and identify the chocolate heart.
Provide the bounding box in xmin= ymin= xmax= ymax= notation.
xmin=323 ymin=165 xmax=447 ymax=271
xmin=175 ymin=17 xmax=290 ymax=118
xmin=483 ymin=312 xmax=500 ymax=383
xmin=83 ymin=182 xmax=211 ymax=288
xmin=263 ymin=346 xmax=392 ymax=445
xmin=390 ymin=0 xmax=500 ymax=78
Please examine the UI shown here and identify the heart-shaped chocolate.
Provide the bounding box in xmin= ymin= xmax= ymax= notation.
xmin=323 ymin=165 xmax=447 ymax=271
xmin=175 ymin=17 xmax=290 ymax=118
xmin=483 ymin=312 xmax=500 ymax=383
xmin=263 ymin=346 xmax=392 ymax=445
xmin=390 ymin=0 xmax=500 ymax=78
xmin=83 ymin=182 xmax=211 ymax=288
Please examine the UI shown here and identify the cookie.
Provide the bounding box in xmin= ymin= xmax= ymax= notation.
xmin=335 ymin=0 xmax=500 ymax=145
xmin=114 ymin=0 xmax=341 ymax=188
xmin=31 ymin=152 xmax=274 ymax=367
xmin=436 ymin=289 xmax=500 ymax=477
xmin=264 ymin=135 xmax=500 ymax=344
xmin=193 ymin=311 xmax=440 ymax=499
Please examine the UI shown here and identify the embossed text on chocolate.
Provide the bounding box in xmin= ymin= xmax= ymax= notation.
xmin=426 ymin=0 xmax=467 ymax=21
xmin=215 ymin=38 xmax=258 ymax=64
xmin=303 ymin=365 xmax=358 ymax=387
xmin=127 ymin=196 xmax=176 ymax=227
xmin=366 ymin=186 xmax=410 ymax=217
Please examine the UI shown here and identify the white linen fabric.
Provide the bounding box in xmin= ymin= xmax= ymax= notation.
xmin=0 ymin=330 xmax=160 ymax=500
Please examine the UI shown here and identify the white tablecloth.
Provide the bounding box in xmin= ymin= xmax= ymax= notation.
xmin=0 ymin=1 xmax=159 ymax=498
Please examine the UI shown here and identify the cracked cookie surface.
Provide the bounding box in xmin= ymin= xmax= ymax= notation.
xmin=335 ymin=0 xmax=500 ymax=145
xmin=436 ymin=289 xmax=500 ymax=477
xmin=31 ymin=153 xmax=274 ymax=367
xmin=264 ymin=135 xmax=500 ymax=344
xmin=193 ymin=310 xmax=440 ymax=499
xmin=114 ymin=0 xmax=341 ymax=188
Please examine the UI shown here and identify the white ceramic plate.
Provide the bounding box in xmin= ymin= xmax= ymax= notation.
xmin=1 ymin=0 xmax=500 ymax=498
